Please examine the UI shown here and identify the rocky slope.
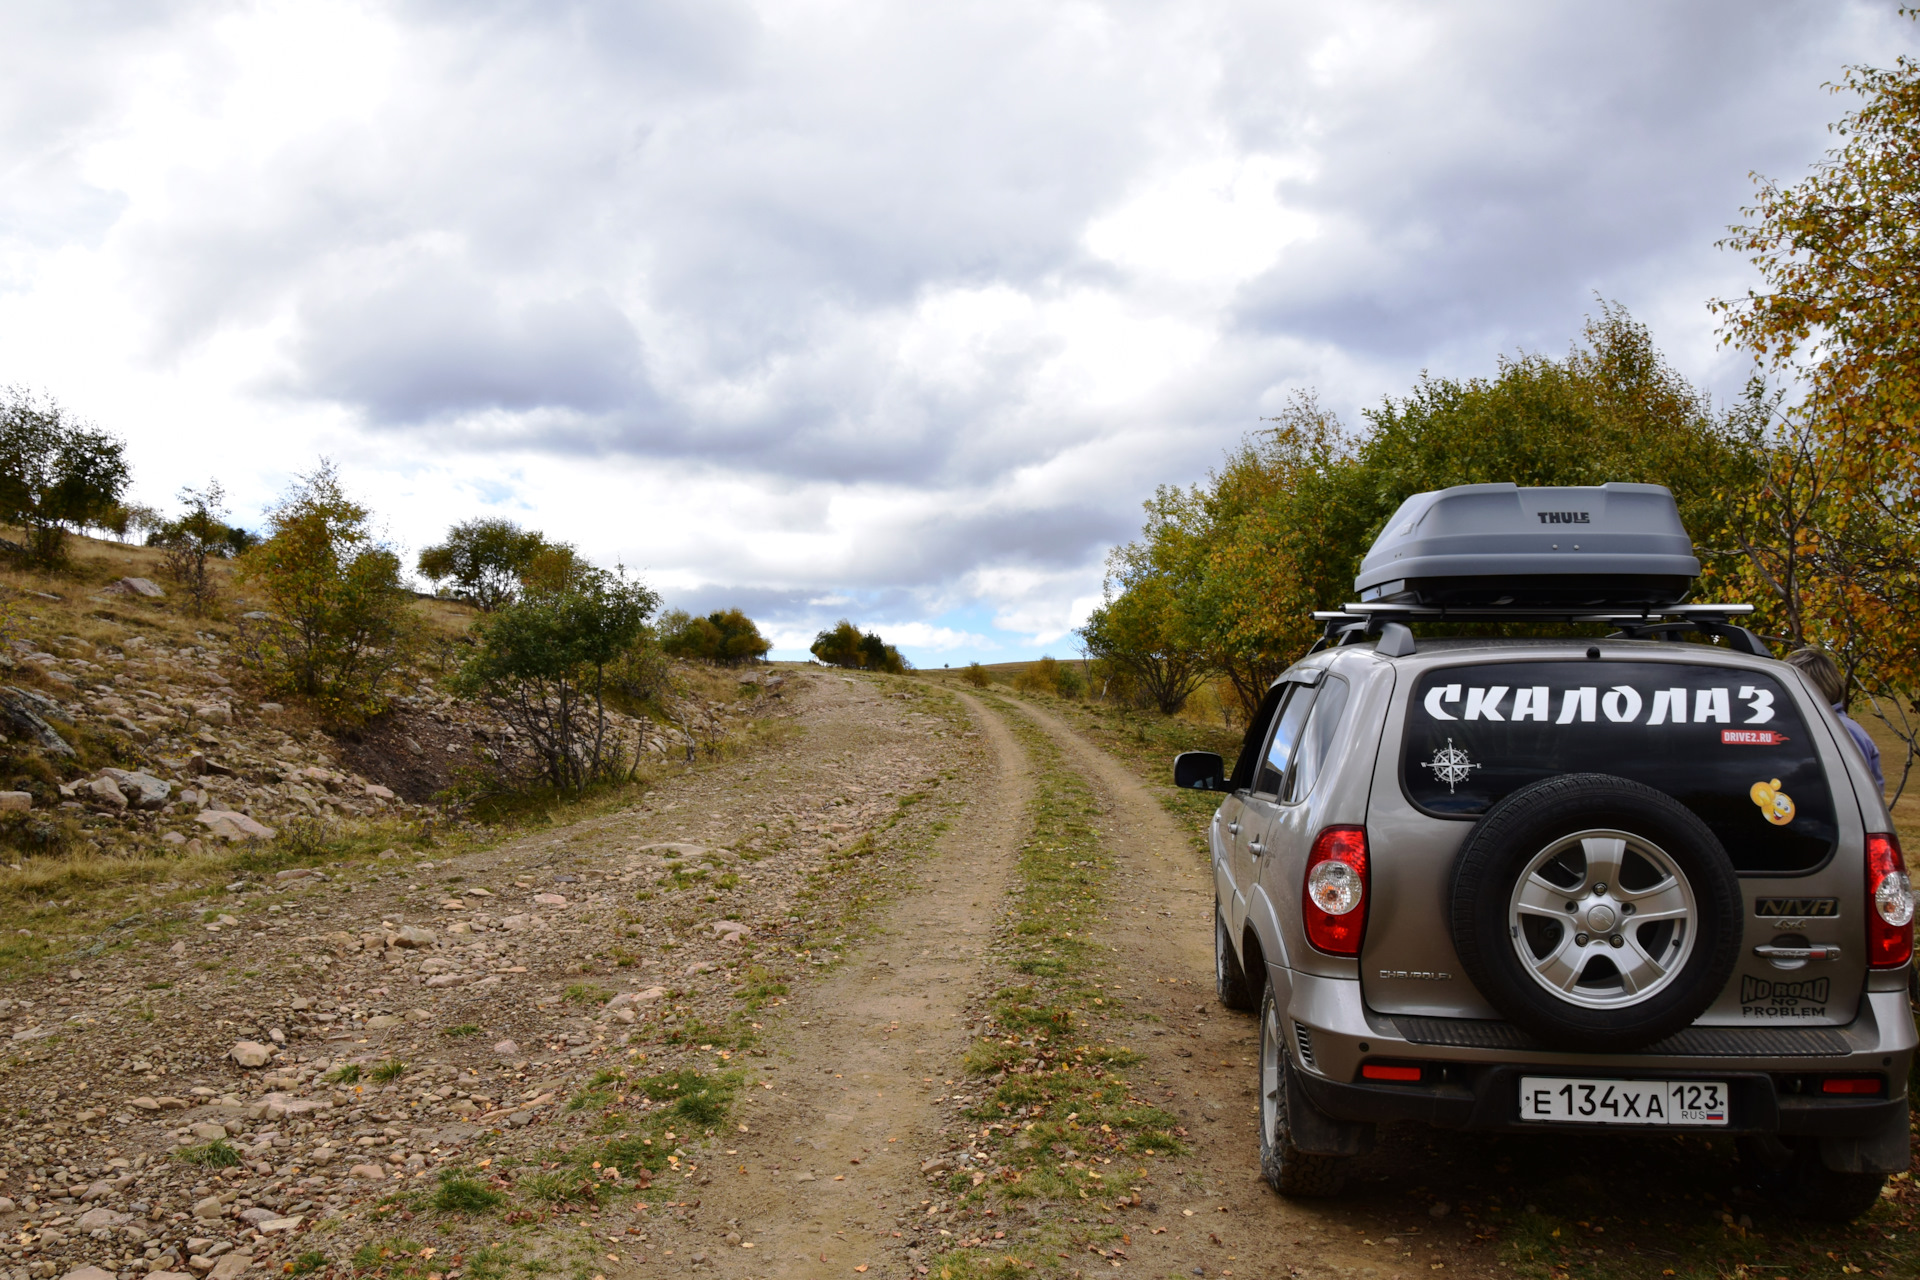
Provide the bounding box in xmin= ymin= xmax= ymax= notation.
xmin=0 ymin=672 xmax=965 ymax=1280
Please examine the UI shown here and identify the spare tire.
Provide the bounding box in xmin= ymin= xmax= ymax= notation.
xmin=1449 ymin=773 xmax=1743 ymax=1052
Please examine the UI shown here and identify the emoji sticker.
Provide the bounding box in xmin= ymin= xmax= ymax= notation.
xmin=1750 ymin=778 xmax=1795 ymax=826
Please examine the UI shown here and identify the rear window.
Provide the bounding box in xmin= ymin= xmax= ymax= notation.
xmin=1401 ymin=661 xmax=1835 ymax=874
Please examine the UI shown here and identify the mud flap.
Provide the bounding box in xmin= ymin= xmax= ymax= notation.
xmin=1818 ymin=1096 xmax=1911 ymax=1175
xmin=1288 ymin=1063 xmax=1376 ymax=1157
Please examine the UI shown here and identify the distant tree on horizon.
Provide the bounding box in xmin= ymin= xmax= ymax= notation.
xmin=811 ymin=618 xmax=907 ymax=674
xmin=417 ymin=517 xmax=550 ymax=610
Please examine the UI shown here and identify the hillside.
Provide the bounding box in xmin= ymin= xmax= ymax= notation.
xmin=1 ymin=533 xmax=776 ymax=910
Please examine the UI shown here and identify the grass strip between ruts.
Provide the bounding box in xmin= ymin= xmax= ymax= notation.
xmin=929 ymin=700 xmax=1182 ymax=1279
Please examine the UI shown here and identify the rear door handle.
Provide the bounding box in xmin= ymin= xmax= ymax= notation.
xmin=1753 ymin=944 xmax=1841 ymax=961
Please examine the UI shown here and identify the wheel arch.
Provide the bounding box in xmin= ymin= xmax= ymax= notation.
xmin=1244 ymin=881 xmax=1292 ymax=981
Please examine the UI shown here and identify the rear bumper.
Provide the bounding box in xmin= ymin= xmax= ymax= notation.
xmin=1279 ymin=968 xmax=1916 ymax=1139
xmin=1294 ymin=1064 xmax=1906 ymax=1139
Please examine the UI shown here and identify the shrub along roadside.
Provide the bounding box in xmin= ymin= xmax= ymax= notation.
xmin=930 ymin=701 xmax=1179 ymax=1277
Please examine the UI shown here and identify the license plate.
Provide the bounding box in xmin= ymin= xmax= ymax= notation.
xmin=1518 ymin=1076 xmax=1729 ymax=1126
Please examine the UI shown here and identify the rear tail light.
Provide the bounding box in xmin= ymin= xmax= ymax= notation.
xmin=1866 ymin=833 xmax=1914 ymax=969
xmin=1304 ymin=826 xmax=1369 ymax=955
xmin=1820 ymin=1076 xmax=1884 ymax=1096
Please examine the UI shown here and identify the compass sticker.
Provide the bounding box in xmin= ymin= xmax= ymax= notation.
xmin=1424 ymin=738 xmax=1480 ymax=792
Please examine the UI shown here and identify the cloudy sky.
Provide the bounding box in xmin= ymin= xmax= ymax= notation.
xmin=2 ymin=1 xmax=1914 ymax=663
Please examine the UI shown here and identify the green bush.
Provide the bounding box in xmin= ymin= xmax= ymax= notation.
xmin=453 ymin=553 xmax=659 ymax=790
xmin=1014 ymin=656 xmax=1084 ymax=699
xmin=151 ymin=480 xmax=252 ymax=615
xmin=236 ymin=461 xmax=413 ymax=723
xmin=961 ymin=661 xmax=991 ymax=687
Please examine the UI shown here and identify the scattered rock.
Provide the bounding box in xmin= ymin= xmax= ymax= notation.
xmin=0 ymin=686 xmax=74 ymax=756
xmin=392 ymin=925 xmax=435 ymax=947
xmin=349 ymin=1164 xmax=386 ymax=1182
xmin=109 ymin=577 xmax=166 ymax=598
xmin=101 ymin=768 xmax=172 ymax=809
xmin=0 ymin=791 xmax=29 ymax=812
xmin=60 ymin=1268 xmax=115 ymax=1280
xmin=533 ymin=892 xmax=567 ymax=906
xmin=492 ymin=1039 xmax=520 ymax=1056
xmin=208 ymin=1253 xmax=254 ymax=1280
xmin=195 ymin=810 xmax=277 ymax=842
xmin=228 ymin=1041 xmax=273 ymax=1068
xmin=82 ymin=776 xmax=127 ymax=810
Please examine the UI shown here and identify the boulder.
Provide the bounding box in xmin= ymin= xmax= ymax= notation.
xmin=195 ymin=703 xmax=234 ymax=726
xmin=0 ymin=791 xmax=28 ymax=812
xmin=82 ymin=776 xmax=127 ymax=809
xmin=59 ymin=1268 xmax=116 ymax=1280
xmin=1 ymin=688 xmax=74 ymax=753
xmin=110 ymin=577 xmax=166 ymax=598
xmin=102 ymin=769 xmax=171 ymax=809
xmin=195 ymin=810 xmax=276 ymax=842
xmin=365 ymin=784 xmax=395 ymax=801
xmin=228 ymin=1041 xmax=273 ymax=1068
xmin=73 ymin=1207 xmax=129 ymax=1230
xmin=208 ymin=1254 xmax=254 ymax=1280
xmin=391 ymin=925 xmax=435 ymax=948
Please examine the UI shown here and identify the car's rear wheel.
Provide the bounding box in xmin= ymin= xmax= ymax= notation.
xmin=1216 ymin=903 xmax=1256 ymax=1011
xmin=1451 ymin=773 xmax=1742 ymax=1052
xmin=1258 ymin=980 xmax=1346 ymax=1197
xmin=1738 ymin=1134 xmax=1888 ymax=1223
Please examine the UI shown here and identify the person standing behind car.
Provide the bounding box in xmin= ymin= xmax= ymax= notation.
xmin=1785 ymin=648 xmax=1884 ymax=793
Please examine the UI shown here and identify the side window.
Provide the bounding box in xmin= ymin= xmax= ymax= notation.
xmin=1287 ymin=675 xmax=1351 ymax=803
xmin=1230 ymin=684 xmax=1289 ymax=791
xmin=1255 ymin=684 xmax=1318 ymax=796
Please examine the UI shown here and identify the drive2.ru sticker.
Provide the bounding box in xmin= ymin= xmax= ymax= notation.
xmin=1722 ymin=729 xmax=1790 ymax=745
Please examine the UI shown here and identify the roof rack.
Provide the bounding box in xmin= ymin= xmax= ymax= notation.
xmin=1306 ymin=602 xmax=1771 ymax=658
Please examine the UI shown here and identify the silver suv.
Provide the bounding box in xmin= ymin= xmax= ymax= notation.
xmin=1174 ymin=483 xmax=1915 ymax=1221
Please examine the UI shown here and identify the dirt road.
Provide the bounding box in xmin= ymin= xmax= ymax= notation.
xmin=11 ymin=673 xmax=1902 ymax=1280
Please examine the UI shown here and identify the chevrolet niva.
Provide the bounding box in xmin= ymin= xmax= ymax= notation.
xmin=1175 ymin=482 xmax=1914 ymax=1221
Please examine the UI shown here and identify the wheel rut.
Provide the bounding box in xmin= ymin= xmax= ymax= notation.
xmin=684 ymin=692 xmax=1030 ymax=1278
xmin=1005 ymin=698 xmax=1506 ymax=1279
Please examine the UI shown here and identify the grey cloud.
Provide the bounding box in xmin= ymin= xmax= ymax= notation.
xmin=284 ymin=262 xmax=649 ymax=420
xmin=1225 ymin=3 xmax=1903 ymax=367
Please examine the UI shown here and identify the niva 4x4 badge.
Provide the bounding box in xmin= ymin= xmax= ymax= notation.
xmin=1402 ymin=662 xmax=1835 ymax=874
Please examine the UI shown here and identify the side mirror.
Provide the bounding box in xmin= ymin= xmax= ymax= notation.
xmin=1173 ymin=751 xmax=1229 ymax=793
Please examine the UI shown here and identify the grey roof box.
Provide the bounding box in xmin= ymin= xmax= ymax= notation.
xmin=1355 ymin=482 xmax=1701 ymax=608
